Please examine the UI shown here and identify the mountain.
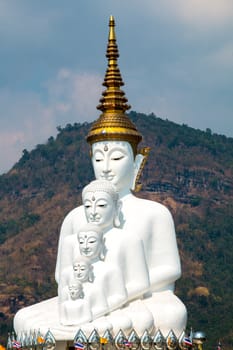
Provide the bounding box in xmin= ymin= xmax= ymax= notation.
xmin=0 ymin=112 xmax=232 ymax=349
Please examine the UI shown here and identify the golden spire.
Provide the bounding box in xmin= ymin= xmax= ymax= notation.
xmin=86 ymin=16 xmax=142 ymax=155
xmin=97 ymin=15 xmax=130 ymax=115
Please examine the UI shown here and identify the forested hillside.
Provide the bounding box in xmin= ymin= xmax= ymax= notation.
xmin=0 ymin=112 xmax=232 ymax=349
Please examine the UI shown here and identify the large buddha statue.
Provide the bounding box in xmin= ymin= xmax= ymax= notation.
xmin=13 ymin=16 xmax=187 ymax=346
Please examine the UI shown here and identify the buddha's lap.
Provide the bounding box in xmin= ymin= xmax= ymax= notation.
xmin=14 ymin=291 xmax=186 ymax=338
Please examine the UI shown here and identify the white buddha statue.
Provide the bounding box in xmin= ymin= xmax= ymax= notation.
xmin=89 ymin=141 xmax=187 ymax=335
xmin=55 ymin=15 xmax=187 ymax=336
xmin=13 ymin=16 xmax=187 ymax=343
xmin=79 ymin=180 xmax=154 ymax=335
xmin=60 ymin=279 xmax=92 ymax=326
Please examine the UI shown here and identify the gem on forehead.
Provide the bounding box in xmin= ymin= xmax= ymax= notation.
xmin=92 ymin=195 xmax=95 ymax=201
xmin=104 ymin=144 xmax=108 ymax=152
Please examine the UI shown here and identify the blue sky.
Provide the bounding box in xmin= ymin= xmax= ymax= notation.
xmin=1 ymin=0 xmax=233 ymax=174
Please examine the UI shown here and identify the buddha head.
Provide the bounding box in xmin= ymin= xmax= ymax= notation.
xmin=73 ymin=257 xmax=94 ymax=283
xmin=77 ymin=223 xmax=106 ymax=261
xmin=68 ymin=280 xmax=84 ymax=300
xmin=90 ymin=141 xmax=147 ymax=196
xmin=86 ymin=16 xmax=149 ymax=196
xmin=82 ymin=179 xmax=122 ymax=228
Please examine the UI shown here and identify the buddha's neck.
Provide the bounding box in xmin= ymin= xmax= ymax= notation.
xmin=90 ymin=256 xmax=102 ymax=264
xmin=118 ymin=188 xmax=133 ymax=199
xmin=102 ymin=225 xmax=114 ymax=235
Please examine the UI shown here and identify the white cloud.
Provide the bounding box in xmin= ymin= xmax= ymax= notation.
xmin=0 ymin=89 xmax=56 ymax=174
xmin=174 ymin=0 xmax=233 ymax=27
xmin=46 ymin=69 xmax=103 ymax=124
xmin=135 ymin=0 xmax=233 ymax=31
xmin=207 ymin=42 xmax=233 ymax=68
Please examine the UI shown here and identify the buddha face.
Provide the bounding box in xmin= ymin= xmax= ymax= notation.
xmin=92 ymin=141 xmax=142 ymax=195
xmin=83 ymin=190 xmax=116 ymax=229
xmin=68 ymin=282 xmax=83 ymax=300
xmin=78 ymin=230 xmax=103 ymax=259
xmin=73 ymin=261 xmax=90 ymax=282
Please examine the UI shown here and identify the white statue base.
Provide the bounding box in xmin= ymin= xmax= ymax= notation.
xmin=14 ymin=292 xmax=186 ymax=341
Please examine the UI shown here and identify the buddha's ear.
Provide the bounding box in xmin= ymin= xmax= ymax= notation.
xmin=132 ymin=147 xmax=151 ymax=192
xmin=131 ymin=153 xmax=145 ymax=191
xmin=88 ymin=265 xmax=94 ymax=282
xmin=113 ymin=200 xmax=122 ymax=227
xmin=99 ymin=237 xmax=106 ymax=261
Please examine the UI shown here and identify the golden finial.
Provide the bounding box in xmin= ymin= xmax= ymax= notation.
xmin=108 ymin=15 xmax=116 ymax=41
xmin=86 ymin=16 xmax=142 ymax=156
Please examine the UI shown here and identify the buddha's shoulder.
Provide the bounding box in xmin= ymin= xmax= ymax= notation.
xmin=128 ymin=195 xmax=172 ymax=217
xmin=62 ymin=205 xmax=85 ymax=223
